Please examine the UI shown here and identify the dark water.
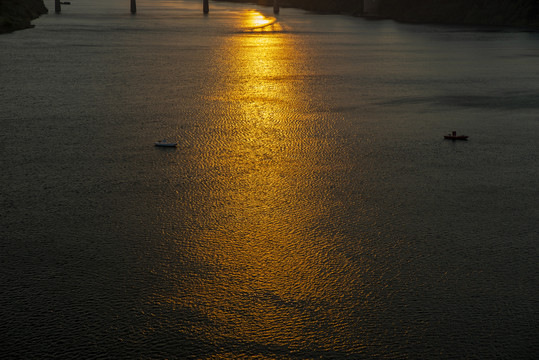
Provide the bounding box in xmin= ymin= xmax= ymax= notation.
xmin=1 ymin=0 xmax=538 ymax=358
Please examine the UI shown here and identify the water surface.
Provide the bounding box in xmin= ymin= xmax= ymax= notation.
xmin=1 ymin=0 xmax=538 ymax=358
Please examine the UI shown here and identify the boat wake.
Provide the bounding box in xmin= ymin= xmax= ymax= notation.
xmin=243 ymin=16 xmax=277 ymax=31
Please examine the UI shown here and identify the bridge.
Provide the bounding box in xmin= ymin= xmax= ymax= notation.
xmin=54 ymin=0 xmax=281 ymax=15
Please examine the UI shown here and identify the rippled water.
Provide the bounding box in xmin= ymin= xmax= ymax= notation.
xmin=1 ymin=0 xmax=538 ymax=358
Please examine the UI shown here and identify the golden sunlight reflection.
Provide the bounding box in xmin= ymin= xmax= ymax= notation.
xmin=152 ymin=9 xmax=370 ymax=356
xmin=240 ymin=10 xmax=280 ymax=32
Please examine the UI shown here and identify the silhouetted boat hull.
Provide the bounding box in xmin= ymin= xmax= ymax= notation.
xmin=444 ymin=135 xmax=468 ymax=140
xmin=155 ymin=140 xmax=177 ymax=147
xmin=444 ymin=131 xmax=468 ymax=140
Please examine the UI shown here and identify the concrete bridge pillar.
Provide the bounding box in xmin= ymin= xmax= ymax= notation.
xmin=131 ymin=0 xmax=136 ymax=14
xmin=273 ymin=0 xmax=279 ymax=14
xmin=55 ymin=0 xmax=61 ymax=13
xmin=203 ymin=0 xmax=209 ymax=14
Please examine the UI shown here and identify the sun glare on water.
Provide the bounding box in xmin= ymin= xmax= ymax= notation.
xmin=241 ymin=10 xmax=279 ymax=32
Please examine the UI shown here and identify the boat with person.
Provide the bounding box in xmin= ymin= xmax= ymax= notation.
xmin=154 ymin=139 xmax=178 ymax=147
xmin=444 ymin=131 xmax=468 ymax=140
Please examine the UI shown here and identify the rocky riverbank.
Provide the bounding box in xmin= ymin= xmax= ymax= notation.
xmin=218 ymin=0 xmax=539 ymax=28
xmin=0 ymin=0 xmax=48 ymax=34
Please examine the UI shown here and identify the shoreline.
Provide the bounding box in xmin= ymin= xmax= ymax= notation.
xmin=215 ymin=0 xmax=539 ymax=30
xmin=0 ymin=0 xmax=48 ymax=34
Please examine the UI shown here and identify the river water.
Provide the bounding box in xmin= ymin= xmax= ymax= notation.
xmin=1 ymin=0 xmax=538 ymax=358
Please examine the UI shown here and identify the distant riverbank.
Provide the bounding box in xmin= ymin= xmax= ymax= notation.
xmin=217 ymin=0 xmax=539 ymax=28
xmin=0 ymin=0 xmax=48 ymax=34
xmin=370 ymin=0 xmax=539 ymax=28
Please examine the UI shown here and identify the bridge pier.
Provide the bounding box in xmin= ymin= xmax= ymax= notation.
xmin=131 ymin=0 xmax=136 ymax=14
xmin=55 ymin=0 xmax=61 ymax=13
xmin=203 ymin=0 xmax=209 ymax=14
xmin=273 ymin=0 xmax=279 ymax=14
